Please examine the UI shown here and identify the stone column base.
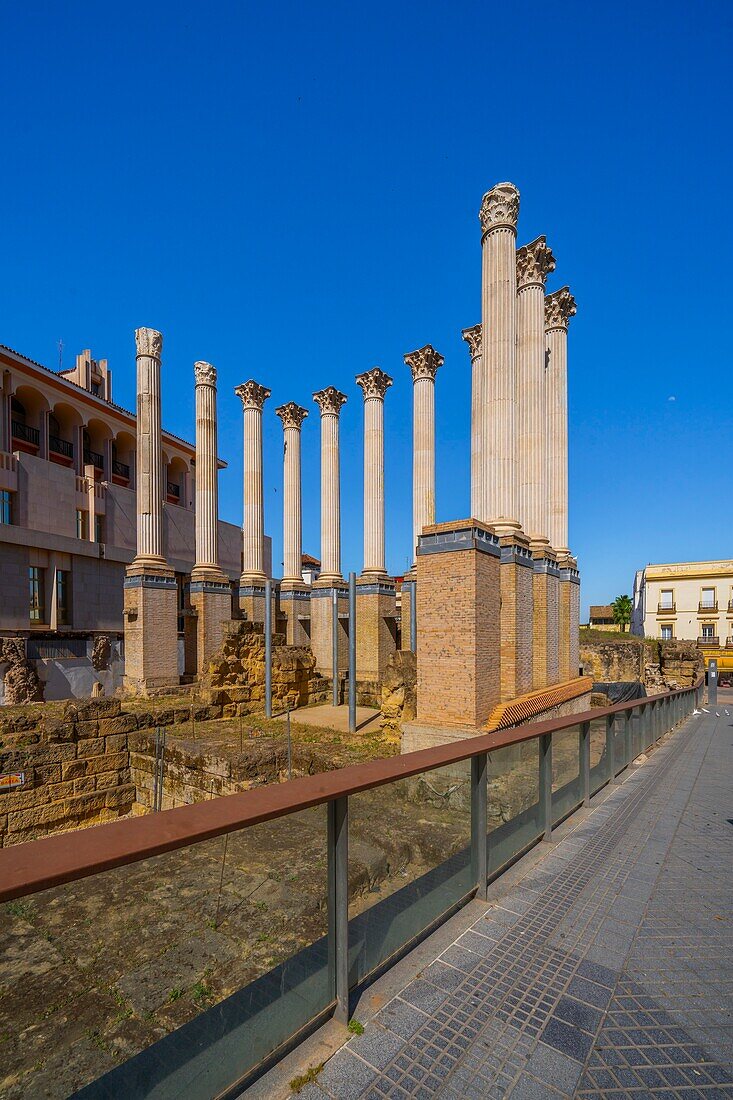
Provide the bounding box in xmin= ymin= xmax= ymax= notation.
xmin=531 ymin=543 xmax=561 ymax=690
xmin=310 ymin=581 xmax=349 ymax=676
xmin=190 ymin=578 xmax=232 ymax=677
xmin=355 ymin=578 xmax=397 ymax=683
xmin=415 ymin=519 xmax=501 ymax=728
xmin=498 ymin=532 xmax=535 ymax=702
xmin=278 ymin=582 xmax=312 ymax=647
xmin=558 ymin=555 xmax=581 ymax=681
xmin=239 ymin=579 xmax=268 ymax=624
xmin=400 ymin=569 xmax=417 ymax=653
xmin=123 ymin=565 xmax=179 ymax=694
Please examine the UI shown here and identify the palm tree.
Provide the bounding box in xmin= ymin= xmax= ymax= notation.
xmin=612 ymin=594 xmax=632 ymax=632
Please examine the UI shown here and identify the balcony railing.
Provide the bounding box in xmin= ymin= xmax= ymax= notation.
xmin=726 ymin=637 xmax=733 ymax=648
xmin=49 ymin=434 xmax=74 ymax=459
xmin=657 ymin=603 xmax=676 ymax=614
xmin=83 ymin=447 xmax=104 ymax=469
xmin=698 ymin=635 xmax=719 ymax=646
xmin=167 ymin=481 xmax=181 ymax=500
xmin=0 ymin=680 xmax=703 ymax=1099
xmin=112 ymin=459 xmax=130 ymax=479
xmin=698 ymin=602 xmax=718 ymax=613
xmin=11 ymin=419 xmax=40 ymax=447
xmin=728 ymin=600 xmax=733 ymax=612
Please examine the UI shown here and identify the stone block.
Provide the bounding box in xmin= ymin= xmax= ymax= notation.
xmin=62 ymin=759 xmax=88 ymax=781
xmin=83 ymin=751 xmax=128 ymax=776
xmin=104 ymin=734 xmax=129 ymax=753
xmin=77 ymin=737 xmax=105 ymax=759
xmin=40 ymin=719 xmax=76 ymax=744
xmin=97 ymin=714 xmax=138 ymax=736
xmin=75 ymin=719 xmax=100 ymax=739
xmin=94 ymin=771 xmax=122 ymax=791
xmin=34 ymin=764 xmax=62 ymax=784
xmin=105 ymin=784 xmax=136 ymax=809
xmin=74 ymin=776 xmax=96 ymax=794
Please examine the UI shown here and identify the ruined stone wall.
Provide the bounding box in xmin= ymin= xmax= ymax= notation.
xmin=0 ymin=699 xmax=135 ymax=846
xmin=579 ymin=637 xmax=703 ymax=692
xmin=380 ymin=650 xmax=417 ymax=735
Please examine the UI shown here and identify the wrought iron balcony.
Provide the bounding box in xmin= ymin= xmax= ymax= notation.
xmin=112 ymin=459 xmax=130 ymax=479
xmin=697 ymin=635 xmax=719 ymax=647
xmin=49 ymin=434 xmax=74 ymax=459
xmin=657 ymin=603 xmax=676 ymax=614
xmin=11 ymin=420 xmax=40 ymax=446
xmin=83 ymin=447 xmax=104 ymax=469
xmin=726 ymin=637 xmax=733 ymax=648
xmin=167 ymin=481 xmax=181 ymax=500
xmin=698 ymin=602 xmax=718 ymax=613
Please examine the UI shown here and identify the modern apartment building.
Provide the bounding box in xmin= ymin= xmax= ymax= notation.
xmin=0 ymin=343 xmax=262 ymax=695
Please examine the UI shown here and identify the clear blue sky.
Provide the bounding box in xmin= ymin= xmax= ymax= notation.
xmin=1 ymin=1 xmax=731 ymax=616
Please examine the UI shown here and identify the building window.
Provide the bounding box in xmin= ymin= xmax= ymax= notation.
xmin=76 ymin=509 xmax=88 ymax=540
xmin=701 ymin=587 xmax=716 ymax=609
xmin=29 ymin=567 xmax=45 ymax=623
xmin=701 ymin=623 xmax=716 ymax=640
xmin=56 ymin=570 xmax=71 ymax=626
xmin=661 ymin=625 xmax=673 ymax=641
xmin=659 ymin=589 xmax=674 ymax=610
xmin=0 ymin=489 xmax=12 ymax=524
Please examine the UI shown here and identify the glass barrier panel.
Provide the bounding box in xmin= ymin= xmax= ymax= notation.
xmin=1 ymin=805 xmax=329 ymax=1100
xmin=347 ymin=760 xmax=472 ymax=988
xmin=551 ymin=725 xmax=582 ymax=825
xmin=631 ymin=707 xmax=645 ymax=758
xmin=589 ymin=716 xmax=609 ymax=796
xmin=487 ymin=739 xmax=542 ymax=876
xmin=613 ymin=713 xmax=628 ymax=775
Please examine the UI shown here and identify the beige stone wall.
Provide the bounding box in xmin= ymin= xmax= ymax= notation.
xmin=0 ymin=699 xmax=135 ymax=846
xmin=416 ymin=530 xmax=500 ymax=728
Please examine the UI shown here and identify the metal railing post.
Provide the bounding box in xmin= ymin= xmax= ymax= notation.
xmin=264 ymin=579 xmax=272 ymax=719
xmin=540 ymin=733 xmax=552 ymax=840
xmin=581 ymin=721 xmax=591 ymax=806
xmin=410 ymin=580 xmax=417 ymax=654
xmin=624 ymin=710 xmax=633 ymax=765
xmin=471 ymin=753 xmax=488 ymax=899
xmin=348 ymin=572 xmax=356 ymax=734
xmin=331 ymin=588 xmax=339 ymax=707
xmin=328 ymin=795 xmax=349 ymax=1024
xmin=605 ymin=713 xmax=615 ymax=784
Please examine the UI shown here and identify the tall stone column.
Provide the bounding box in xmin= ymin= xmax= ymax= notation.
xmin=355 ymin=367 xmax=396 ymax=683
xmin=544 ymin=287 xmax=577 ymax=555
xmin=479 ymin=182 xmax=520 ymax=528
xmin=235 ymin=379 xmax=271 ymax=623
xmin=461 ymin=324 xmax=482 ymax=520
xmin=275 ymin=401 xmax=311 ymax=646
xmin=311 ymin=388 xmax=348 ymax=679
xmin=190 ymin=362 xmax=231 ymax=676
xmin=516 ymin=236 xmax=556 ymax=541
xmin=404 ymin=344 xmax=443 ymax=558
xmin=123 ymin=327 xmax=178 ymax=694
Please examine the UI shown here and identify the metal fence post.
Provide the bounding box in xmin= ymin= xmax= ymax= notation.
xmin=264 ymin=578 xmax=272 ymax=720
xmin=348 ymin=572 xmax=356 ymax=734
xmin=332 ymin=588 xmax=339 ymax=707
xmin=581 ymin=721 xmax=591 ymax=806
xmin=328 ymin=795 xmax=349 ymax=1024
xmin=540 ymin=733 xmax=552 ymax=840
xmin=410 ymin=580 xmax=417 ymax=654
xmin=471 ymin=753 xmax=488 ymax=899
xmin=605 ymin=713 xmax=615 ymax=784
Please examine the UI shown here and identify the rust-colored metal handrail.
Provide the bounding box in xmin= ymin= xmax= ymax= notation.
xmin=0 ymin=679 xmax=703 ymax=904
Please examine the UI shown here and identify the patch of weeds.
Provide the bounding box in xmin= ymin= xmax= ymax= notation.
xmin=347 ymin=1018 xmax=365 ymax=1035
xmin=290 ymin=1063 xmax=324 ymax=1093
xmin=255 ymin=932 xmax=272 ymax=944
xmin=253 ymin=900 xmax=268 ymax=912
xmin=5 ymin=899 xmax=34 ymax=921
xmin=167 ymin=987 xmax=184 ymax=1003
xmin=191 ymin=979 xmax=212 ymax=1007
xmin=114 ymin=1008 xmax=133 ymax=1024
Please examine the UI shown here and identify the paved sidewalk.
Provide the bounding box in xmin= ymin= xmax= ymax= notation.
xmin=300 ymin=700 xmax=733 ymax=1098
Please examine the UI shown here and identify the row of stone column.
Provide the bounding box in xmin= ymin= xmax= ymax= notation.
xmin=472 ymin=182 xmax=576 ymax=553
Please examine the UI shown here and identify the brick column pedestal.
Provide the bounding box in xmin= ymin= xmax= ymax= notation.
xmin=415 ymin=520 xmax=500 ymax=728
xmin=559 ymin=557 xmax=581 ymax=681
xmin=310 ymin=582 xmax=349 ymax=679
xmin=497 ymin=530 xmax=534 ymax=701
xmin=531 ymin=542 xmax=560 ymax=690
xmin=355 ymin=579 xmax=397 ymax=685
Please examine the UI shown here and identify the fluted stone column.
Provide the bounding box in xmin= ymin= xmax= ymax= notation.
xmin=311 ymin=388 xmax=348 ymax=676
xmin=235 ymin=379 xmax=271 ymax=623
xmin=276 ymin=402 xmax=311 ymax=646
xmin=544 ymin=287 xmax=576 ymax=555
xmin=405 ymin=345 xmax=443 ymax=559
xmin=190 ymin=362 xmax=231 ymax=675
xmin=355 ymin=367 xmax=396 ymax=682
xmin=462 ymin=324 xmax=482 ymax=521
xmin=516 ymin=236 xmax=556 ymax=541
xmin=479 ymin=182 xmax=520 ymax=529
xmin=123 ymin=327 xmax=178 ymax=694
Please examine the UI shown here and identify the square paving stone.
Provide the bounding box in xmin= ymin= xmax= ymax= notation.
xmin=554 ymin=995 xmax=603 ymax=1033
xmin=421 ymin=961 xmax=467 ymax=992
xmin=375 ymin=998 xmax=429 ymax=1041
xmin=541 ymin=1017 xmax=594 ymax=1062
xmin=508 ymin=1073 xmax=566 ymax=1098
xmin=576 ymin=959 xmax=618 ymax=988
xmin=317 ymin=1050 xmax=378 ymax=1099
xmin=524 ymin=1042 xmax=584 ymax=1093
xmin=399 ymin=979 xmax=448 ymax=1014
xmin=345 ymin=1024 xmax=406 ymax=1071
xmin=566 ymin=975 xmax=613 ymax=1010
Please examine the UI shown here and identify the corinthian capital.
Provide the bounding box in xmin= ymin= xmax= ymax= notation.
xmin=544 ymin=287 xmax=577 ymax=331
xmin=516 ymin=236 xmax=556 ymax=290
xmin=275 ymin=401 xmax=308 ymax=430
xmin=404 ymin=344 xmax=444 ymax=383
xmin=479 ymin=182 xmax=520 ymax=237
xmin=355 ymin=367 xmax=393 ymax=400
xmin=135 ymin=327 xmax=163 ymax=359
xmin=194 ymin=361 xmax=217 ymax=386
xmin=461 ymin=324 xmax=482 ymax=361
xmin=234 ymin=380 xmax=271 ymax=410
xmin=313 ymin=386 xmax=347 ymax=416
